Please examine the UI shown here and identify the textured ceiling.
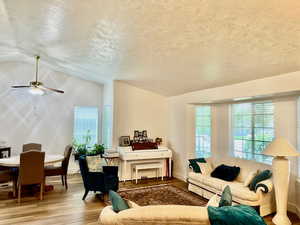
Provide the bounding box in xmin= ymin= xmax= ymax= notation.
xmin=0 ymin=0 xmax=300 ymax=96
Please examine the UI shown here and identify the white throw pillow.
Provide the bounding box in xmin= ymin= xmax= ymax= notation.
xmin=206 ymin=194 xmax=220 ymax=207
xmin=243 ymin=170 xmax=259 ymax=187
xmin=196 ymin=162 xmax=212 ymax=176
xmin=86 ymin=155 xmax=107 ymax=172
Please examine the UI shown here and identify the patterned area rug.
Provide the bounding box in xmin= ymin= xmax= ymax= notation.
xmin=118 ymin=184 xmax=208 ymax=206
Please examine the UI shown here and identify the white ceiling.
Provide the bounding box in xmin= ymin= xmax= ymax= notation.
xmin=1 ymin=0 xmax=300 ymax=96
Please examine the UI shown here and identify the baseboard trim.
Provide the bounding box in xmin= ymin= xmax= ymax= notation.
xmin=288 ymin=202 xmax=297 ymax=214
xmin=296 ymin=205 xmax=300 ymax=219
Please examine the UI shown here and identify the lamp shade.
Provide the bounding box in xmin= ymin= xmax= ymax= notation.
xmin=263 ymin=137 xmax=300 ymax=157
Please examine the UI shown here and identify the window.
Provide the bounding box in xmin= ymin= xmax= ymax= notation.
xmin=195 ymin=106 xmax=211 ymax=158
xmin=231 ymin=102 xmax=274 ymax=164
xmin=73 ymin=107 xmax=99 ymax=146
xmin=102 ymin=105 xmax=113 ymax=148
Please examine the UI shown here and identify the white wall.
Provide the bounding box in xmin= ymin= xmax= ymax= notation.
xmin=113 ymin=81 xmax=168 ymax=147
xmin=102 ymin=81 xmax=114 ymax=148
xmin=0 ymin=61 xmax=103 ymax=173
xmin=167 ymin=71 xmax=300 ymax=214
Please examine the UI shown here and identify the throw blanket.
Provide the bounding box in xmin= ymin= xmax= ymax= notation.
xmin=208 ymin=205 xmax=267 ymax=225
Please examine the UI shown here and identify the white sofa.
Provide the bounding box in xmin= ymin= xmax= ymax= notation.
xmin=99 ymin=200 xmax=210 ymax=225
xmin=188 ymin=157 xmax=275 ymax=216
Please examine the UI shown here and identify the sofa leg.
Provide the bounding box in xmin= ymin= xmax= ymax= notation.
xmin=82 ymin=190 xmax=89 ymax=200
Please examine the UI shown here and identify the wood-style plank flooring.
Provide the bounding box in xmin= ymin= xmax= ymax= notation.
xmin=0 ymin=175 xmax=299 ymax=225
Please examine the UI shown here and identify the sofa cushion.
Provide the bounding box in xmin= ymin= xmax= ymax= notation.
xmin=219 ymin=185 xmax=232 ymax=207
xmin=201 ymin=176 xmax=224 ymax=190
xmin=211 ymin=164 xmax=240 ymax=182
xmin=188 ymin=172 xmax=205 ymax=183
xmin=249 ymin=170 xmax=272 ymax=191
xmin=189 ymin=158 xmax=206 ymax=173
xmin=228 ymin=182 xmax=259 ymax=201
xmin=243 ymin=170 xmax=259 ymax=187
xmin=109 ymin=190 xmax=129 ymax=213
xmin=197 ymin=162 xmax=213 ymax=176
xmin=208 ymin=205 xmax=267 ymax=225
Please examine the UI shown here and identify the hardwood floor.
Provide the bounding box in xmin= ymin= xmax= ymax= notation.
xmin=0 ymin=175 xmax=299 ymax=225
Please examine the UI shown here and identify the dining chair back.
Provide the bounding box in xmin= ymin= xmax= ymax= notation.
xmin=23 ymin=143 xmax=42 ymax=152
xmin=44 ymin=145 xmax=73 ymax=190
xmin=18 ymin=150 xmax=45 ymax=203
xmin=62 ymin=145 xmax=73 ymax=174
xmin=0 ymin=168 xmax=12 ymax=183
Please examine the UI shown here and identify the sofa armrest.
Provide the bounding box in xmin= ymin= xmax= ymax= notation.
xmin=99 ymin=206 xmax=118 ymax=225
xmin=255 ymin=179 xmax=273 ymax=193
xmin=117 ymin=205 xmax=210 ymax=225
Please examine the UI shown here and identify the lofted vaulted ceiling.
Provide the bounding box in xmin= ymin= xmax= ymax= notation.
xmin=1 ymin=0 xmax=300 ymax=96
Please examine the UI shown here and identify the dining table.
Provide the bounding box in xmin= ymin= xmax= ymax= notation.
xmin=0 ymin=153 xmax=64 ymax=193
xmin=0 ymin=154 xmax=64 ymax=167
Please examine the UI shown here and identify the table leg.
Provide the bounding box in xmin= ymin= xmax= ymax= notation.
xmin=168 ymin=158 xmax=172 ymax=178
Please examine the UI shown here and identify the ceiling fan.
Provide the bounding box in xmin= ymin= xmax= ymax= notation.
xmin=11 ymin=56 xmax=64 ymax=95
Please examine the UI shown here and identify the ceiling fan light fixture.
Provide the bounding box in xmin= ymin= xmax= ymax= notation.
xmin=28 ymin=87 xmax=45 ymax=95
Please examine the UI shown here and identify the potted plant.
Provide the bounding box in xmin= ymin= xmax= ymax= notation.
xmin=88 ymin=144 xmax=105 ymax=157
xmin=73 ymin=144 xmax=88 ymax=160
xmin=73 ymin=130 xmax=92 ymax=160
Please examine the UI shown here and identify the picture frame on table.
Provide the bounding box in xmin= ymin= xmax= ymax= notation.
xmin=119 ymin=136 xmax=131 ymax=147
xmin=142 ymin=130 xmax=147 ymax=138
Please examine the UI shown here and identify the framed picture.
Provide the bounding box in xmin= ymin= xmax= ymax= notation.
xmin=119 ymin=136 xmax=131 ymax=147
xmin=134 ymin=130 xmax=140 ymax=138
xmin=142 ymin=130 xmax=147 ymax=138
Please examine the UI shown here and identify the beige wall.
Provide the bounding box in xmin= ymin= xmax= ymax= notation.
xmin=113 ymin=81 xmax=168 ymax=147
xmin=167 ymin=71 xmax=300 ymax=213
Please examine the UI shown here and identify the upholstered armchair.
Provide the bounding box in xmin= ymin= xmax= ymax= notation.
xmin=78 ymin=156 xmax=119 ymax=200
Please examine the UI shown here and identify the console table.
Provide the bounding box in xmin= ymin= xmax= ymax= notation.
xmin=0 ymin=147 xmax=11 ymax=158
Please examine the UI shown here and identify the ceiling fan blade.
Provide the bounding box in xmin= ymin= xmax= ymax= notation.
xmin=11 ymin=85 xmax=31 ymax=88
xmin=40 ymin=86 xmax=64 ymax=94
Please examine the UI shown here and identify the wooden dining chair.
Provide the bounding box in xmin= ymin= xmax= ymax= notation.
xmin=18 ymin=150 xmax=45 ymax=203
xmin=23 ymin=143 xmax=42 ymax=152
xmin=0 ymin=168 xmax=14 ymax=195
xmin=45 ymin=145 xmax=73 ymax=189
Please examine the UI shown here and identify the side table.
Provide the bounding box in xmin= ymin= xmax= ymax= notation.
xmin=103 ymin=153 xmax=120 ymax=166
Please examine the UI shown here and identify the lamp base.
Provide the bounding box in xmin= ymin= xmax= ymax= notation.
xmin=272 ymin=214 xmax=291 ymax=225
xmin=272 ymin=156 xmax=291 ymax=225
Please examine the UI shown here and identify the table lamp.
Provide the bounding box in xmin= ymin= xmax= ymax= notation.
xmin=263 ymin=137 xmax=300 ymax=225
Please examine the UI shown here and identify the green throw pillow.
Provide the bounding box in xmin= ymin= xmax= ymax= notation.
xmin=109 ymin=190 xmax=129 ymax=213
xmin=188 ymin=158 xmax=206 ymax=173
xmin=249 ymin=170 xmax=272 ymax=191
xmin=207 ymin=205 xmax=267 ymax=225
xmin=219 ymin=185 xmax=232 ymax=207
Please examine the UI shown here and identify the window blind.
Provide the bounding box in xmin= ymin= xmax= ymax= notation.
xmin=195 ymin=106 xmax=211 ymax=158
xmin=74 ymin=106 xmax=99 ymax=146
xmin=232 ymin=102 xmax=274 ymax=164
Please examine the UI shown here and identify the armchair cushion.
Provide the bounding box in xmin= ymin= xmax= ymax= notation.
xmin=86 ymin=155 xmax=106 ymax=172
